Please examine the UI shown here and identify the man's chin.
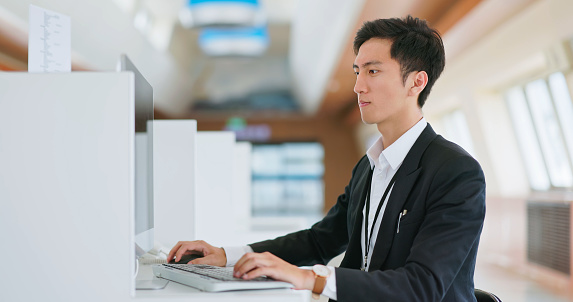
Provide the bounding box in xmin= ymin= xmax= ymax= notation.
xmin=360 ymin=116 xmax=375 ymax=125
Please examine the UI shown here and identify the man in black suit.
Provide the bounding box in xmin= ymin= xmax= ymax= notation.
xmin=169 ymin=15 xmax=485 ymax=301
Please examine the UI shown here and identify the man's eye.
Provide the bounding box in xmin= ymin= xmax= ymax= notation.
xmin=369 ymin=70 xmax=379 ymax=74
xmin=354 ymin=71 xmax=359 ymax=76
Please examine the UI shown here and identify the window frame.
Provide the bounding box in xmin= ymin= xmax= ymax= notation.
xmin=505 ymin=72 xmax=573 ymax=190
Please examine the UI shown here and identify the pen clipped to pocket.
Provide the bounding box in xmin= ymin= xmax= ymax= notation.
xmin=397 ymin=209 xmax=408 ymax=233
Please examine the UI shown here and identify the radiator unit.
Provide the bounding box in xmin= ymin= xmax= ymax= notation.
xmin=527 ymin=201 xmax=571 ymax=275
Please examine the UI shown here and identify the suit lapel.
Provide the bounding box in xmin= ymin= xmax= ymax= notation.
xmin=368 ymin=124 xmax=437 ymax=271
xmin=340 ymin=164 xmax=372 ymax=269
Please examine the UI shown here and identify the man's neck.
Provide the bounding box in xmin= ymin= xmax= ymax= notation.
xmin=377 ymin=113 xmax=423 ymax=149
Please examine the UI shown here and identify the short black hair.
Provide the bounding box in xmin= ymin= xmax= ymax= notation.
xmin=353 ymin=15 xmax=445 ymax=108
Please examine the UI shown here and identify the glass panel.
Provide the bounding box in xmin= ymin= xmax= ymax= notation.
xmin=251 ymin=145 xmax=282 ymax=175
xmin=548 ymin=72 xmax=573 ymax=166
xmin=251 ymin=142 xmax=324 ymax=217
xmin=283 ymin=143 xmax=324 ymax=177
xmin=506 ymin=87 xmax=550 ymax=190
xmin=525 ymin=79 xmax=573 ymax=187
xmin=441 ymin=110 xmax=475 ymax=156
xmin=251 ymin=179 xmax=284 ymax=214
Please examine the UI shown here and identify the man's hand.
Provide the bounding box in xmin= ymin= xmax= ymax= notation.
xmin=233 ymin=252 xmax=315 ymax=290
xmin=167 ymin=240 xmax=227 ymax=266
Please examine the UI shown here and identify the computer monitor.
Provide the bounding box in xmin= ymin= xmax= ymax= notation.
xmin=117 ymin=54 xmax=155 ymax=259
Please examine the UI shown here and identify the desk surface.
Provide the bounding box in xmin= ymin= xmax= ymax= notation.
xmin=135 ymin=264 xmax=310 ymax=302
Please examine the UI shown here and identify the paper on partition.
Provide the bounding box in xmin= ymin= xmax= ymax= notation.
xmin=28 ymin=5 xmax=71 ymax=73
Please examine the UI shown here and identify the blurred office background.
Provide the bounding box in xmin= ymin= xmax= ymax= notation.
xmin=2 ymin=0 xmax=573 ymax=300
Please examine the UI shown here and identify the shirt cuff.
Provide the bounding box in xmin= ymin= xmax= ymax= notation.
xmin=321 ymin=266 xmax=337 ymax=301
xmin=222 ymin=246 xmax=254 ymax=267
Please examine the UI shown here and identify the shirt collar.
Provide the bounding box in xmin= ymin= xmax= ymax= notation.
xmin=366 ymin=118 xmax=427 ymax=170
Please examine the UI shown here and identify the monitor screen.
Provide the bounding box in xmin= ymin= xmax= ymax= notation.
xmin=117 ymin=54 xmax=154 ymax=258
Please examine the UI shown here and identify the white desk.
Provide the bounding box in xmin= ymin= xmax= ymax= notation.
xmin=135 ymin=264 xmax=311 ymax=302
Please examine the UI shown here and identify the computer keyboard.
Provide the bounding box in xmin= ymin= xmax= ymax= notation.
xmin=152 ymin=263 xmax=293 ymax=292
xmin=162 ymin=264 xmax=271 ymax=282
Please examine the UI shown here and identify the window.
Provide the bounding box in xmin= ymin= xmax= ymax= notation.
xmin=506 ymin=87 xmax=551 ymax=190
xmin=505 ymin=72 xmax=573 ymax=190
xmin=251 ymin=142 xmax=324 ymax=217
xmin=548 ymin=73 xmax=573 ymax=166
xmin=441 ymin=109 xmax=475 ymax=157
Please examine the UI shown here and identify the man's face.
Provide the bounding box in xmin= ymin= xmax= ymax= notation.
xmin=353 ymin=38 xmax=414 ymax=127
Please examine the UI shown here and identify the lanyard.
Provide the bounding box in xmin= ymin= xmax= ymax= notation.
xmin=362 ymin=168 xmax=399 ymax=271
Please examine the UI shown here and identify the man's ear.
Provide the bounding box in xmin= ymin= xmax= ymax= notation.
xmin=408 ymin=71 xmax=428 ymax=97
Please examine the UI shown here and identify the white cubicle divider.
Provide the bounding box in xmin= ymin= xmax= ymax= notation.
xmin=0 ymin=73 xmax=134 ymax=301
xmin=231 ymin=142 xmax=253 ymax=236
xmin=153 ymin=120 xmax=197 ymax=249
xmin=194 ymin=131 xmax=236 ymax=246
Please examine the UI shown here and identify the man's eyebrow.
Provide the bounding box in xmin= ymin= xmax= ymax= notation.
xmin=353 ymin=60 xmax=382 ymax=69
xmin=352 ymin=60 xmax=382 ymax=69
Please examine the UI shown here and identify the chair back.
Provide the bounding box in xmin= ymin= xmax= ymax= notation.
xmin=475 ymin=289 xmax=501 ymax=302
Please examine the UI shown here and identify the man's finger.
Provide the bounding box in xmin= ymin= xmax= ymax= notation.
xmin=241 ymin=267 xmax=271 ymax=280
xmin=174 ymin=242 xmax=199 ymax=261
xmin=189 ymin=254 xmax=213 ymax=265
xmin=167 ymin=242 xmax=183 ymax=261
xmin=234 ymin=254 xmax=268 ymax=277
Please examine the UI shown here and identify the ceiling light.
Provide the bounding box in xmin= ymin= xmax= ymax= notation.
xmin=184 ymin=0 xmax=260 ymax=27
xmin=198 ymin=27 xmax=269 ymax=56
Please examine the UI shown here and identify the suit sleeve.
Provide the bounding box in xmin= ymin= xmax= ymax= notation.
xmin=336 ymin=154 xmax=486 ymax=302
xmin=249 ymin=156 xmax=369 ymax=266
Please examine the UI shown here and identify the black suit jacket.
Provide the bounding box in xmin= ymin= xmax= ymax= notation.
xmin=250 ymin=124 xmax=486 ymax=301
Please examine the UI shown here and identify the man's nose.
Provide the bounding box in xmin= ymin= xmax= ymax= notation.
xmin=354 ymin=74 xmax=366 ymax=94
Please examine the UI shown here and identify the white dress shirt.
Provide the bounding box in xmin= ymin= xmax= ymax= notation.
xmin=361 ymin=118 xmax=427 ymax=271
xmin=224 ymin=118 xmax=427 ymax=301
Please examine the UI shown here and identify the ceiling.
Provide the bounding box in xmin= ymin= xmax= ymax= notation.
xmin=127 ymin=0 xmax=302 ymax=116
xmin=123 ymin=0 xmax=486 ymax=121
xmin=0 ymin=0 xmax=488 ymax=120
